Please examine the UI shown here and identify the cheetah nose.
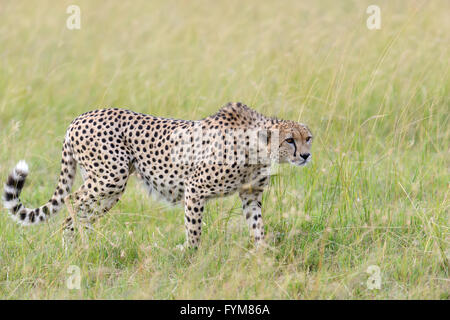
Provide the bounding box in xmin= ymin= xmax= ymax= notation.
xmin=300 ymin=153 xmax=310 ymax=160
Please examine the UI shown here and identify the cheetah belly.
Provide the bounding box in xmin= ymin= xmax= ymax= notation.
xmin=140 ymin=175 xmax=185 ymax=205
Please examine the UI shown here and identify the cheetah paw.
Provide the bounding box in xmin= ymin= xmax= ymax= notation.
xmin=176 ymin=242 xmax=189 ymax=251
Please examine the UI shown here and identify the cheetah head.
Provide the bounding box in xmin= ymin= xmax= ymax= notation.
xmin=272 ymin=121 xmax=313 ymax=166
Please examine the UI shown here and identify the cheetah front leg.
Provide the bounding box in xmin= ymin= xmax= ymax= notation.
xmin=183 ymin=189 xmax=205 ymax=248
xmin=239 ymin=190 xmax=265 ymax=247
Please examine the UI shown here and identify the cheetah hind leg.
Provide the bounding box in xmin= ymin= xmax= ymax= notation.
xmin=62 ymin=188 xmax=91 ymax=250
xmin=61 ymin=181 xmax=125 ymax=251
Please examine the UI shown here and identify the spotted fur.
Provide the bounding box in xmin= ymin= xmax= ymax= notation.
xmin=2 ymin=102 xmax=312 ymax=247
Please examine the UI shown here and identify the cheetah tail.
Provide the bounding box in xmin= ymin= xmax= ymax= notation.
xmin=2 ymin=149 xmax=77 ymax=226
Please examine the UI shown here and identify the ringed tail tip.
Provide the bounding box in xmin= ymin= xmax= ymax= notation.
xmin=15 ymin=160 xmax=29 ymax=176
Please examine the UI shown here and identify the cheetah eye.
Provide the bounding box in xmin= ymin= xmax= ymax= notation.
xmin=306 ymin=136 xmax=312 ymax=142
xmin=285 ymin=138 xmax=295 ymax=144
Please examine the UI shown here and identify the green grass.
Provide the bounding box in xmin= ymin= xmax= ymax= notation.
xmin=0 ymin=0 xmax=448 ymax=299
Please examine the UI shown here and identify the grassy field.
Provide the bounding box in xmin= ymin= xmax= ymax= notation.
xmin=0 ymin=0 xmax=448 ymax=299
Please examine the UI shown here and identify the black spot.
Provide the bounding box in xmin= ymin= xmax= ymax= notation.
xmin=3 ymin=192 xmax=15 ymax=201
xmin=42 ymin=206 xmax=50 ymax=215
xmin=12 ymin=204 xmax=22 ymax=214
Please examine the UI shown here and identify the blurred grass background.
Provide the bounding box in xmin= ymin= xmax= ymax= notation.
xmin=0 ymin=0 xmax=448 ymax=299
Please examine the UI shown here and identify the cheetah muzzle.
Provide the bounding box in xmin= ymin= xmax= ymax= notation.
xmin=3 ymin=102 xmax=313 ymax=248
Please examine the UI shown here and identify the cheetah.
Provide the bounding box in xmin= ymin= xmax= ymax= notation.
xmin=3 ymin=103 xmax=313 ymax=248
